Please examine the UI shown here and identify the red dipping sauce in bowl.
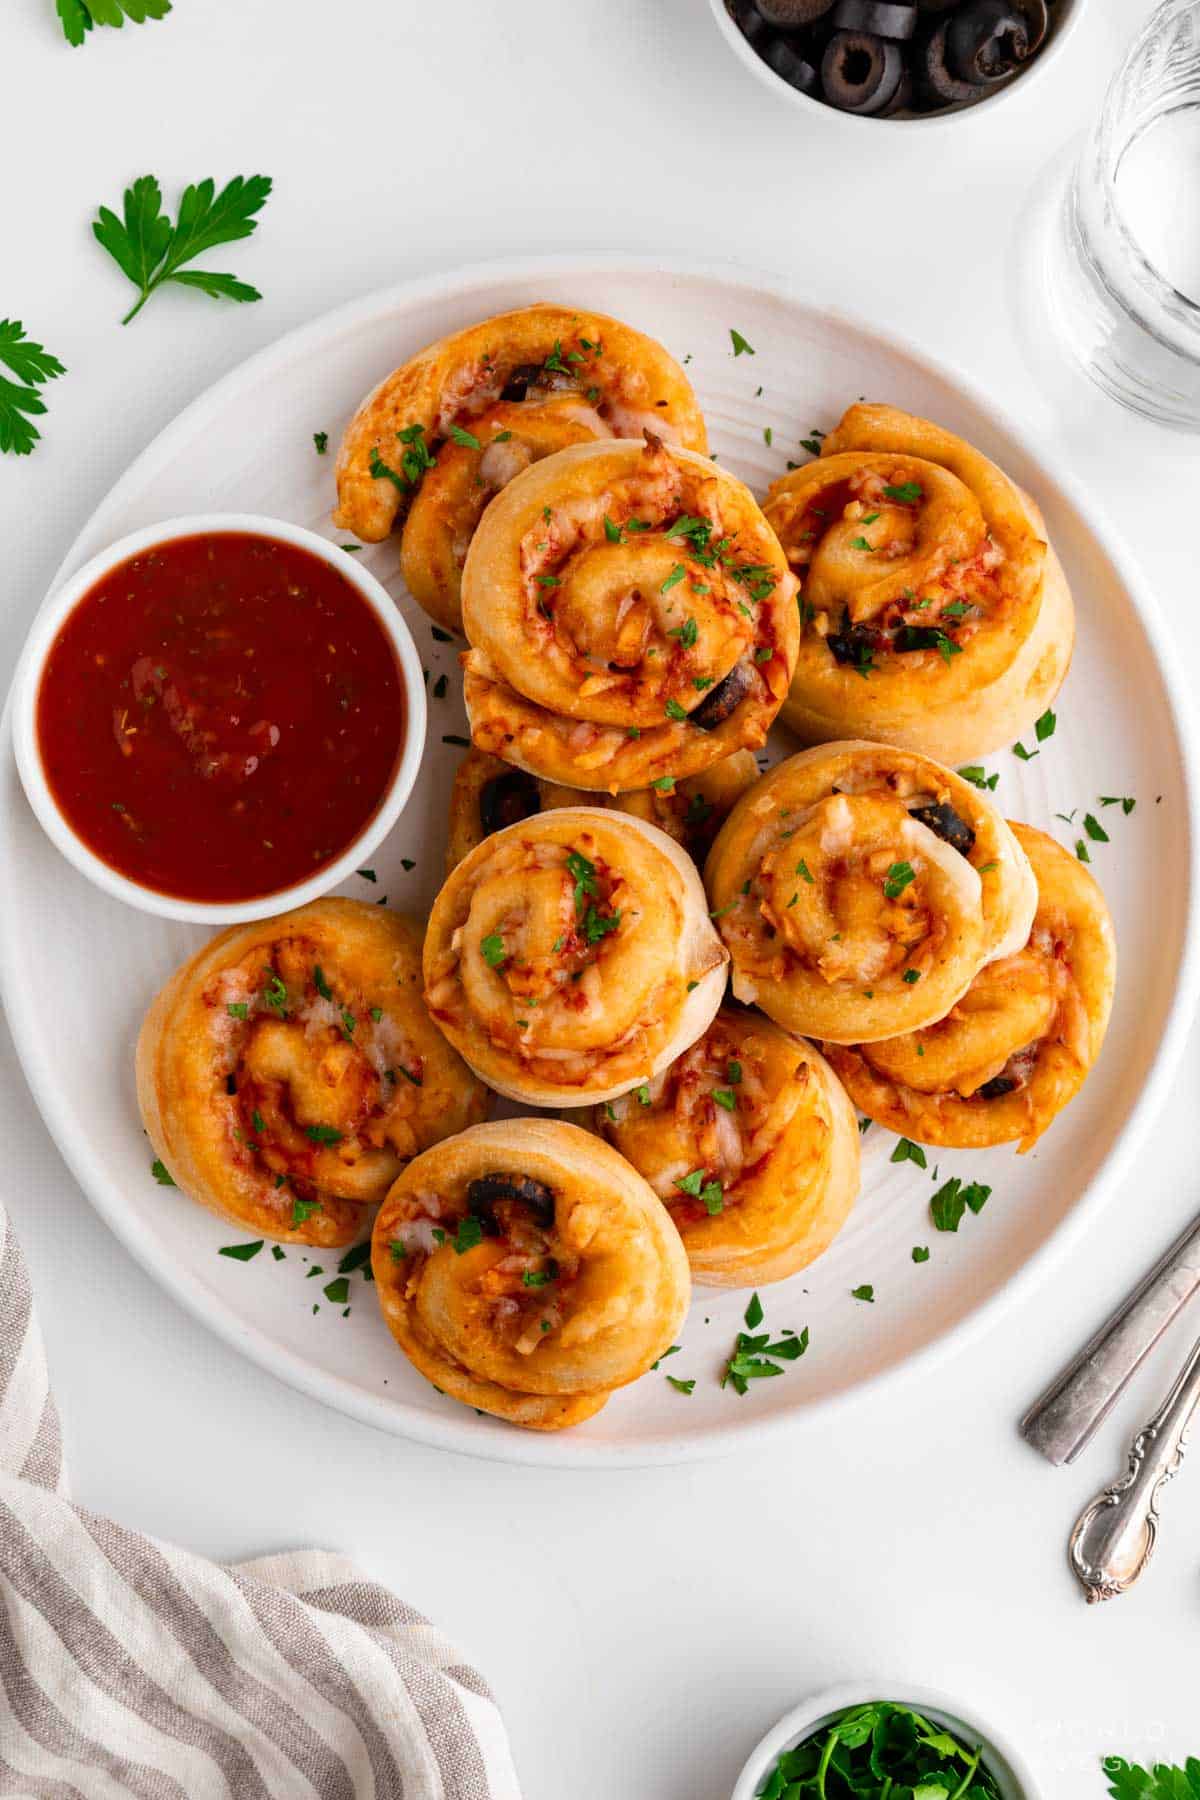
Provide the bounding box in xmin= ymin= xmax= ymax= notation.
xmin=16 ymin=520 xmax=426 ymax=922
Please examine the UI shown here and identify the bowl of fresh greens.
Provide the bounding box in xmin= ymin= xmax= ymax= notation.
xmin=731 ymin=1683 xmax=1042 ymax=1799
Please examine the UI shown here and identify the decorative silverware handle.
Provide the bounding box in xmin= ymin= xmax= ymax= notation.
xmin=1020 ymin=1208 xmax=1200 ymax=1465
xmin=1068 ymin=1332 xmax=1200 ymax=1602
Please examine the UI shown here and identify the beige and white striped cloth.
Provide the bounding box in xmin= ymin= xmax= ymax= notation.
xmin=0 ymin=1202 xmax=523 ymax=1799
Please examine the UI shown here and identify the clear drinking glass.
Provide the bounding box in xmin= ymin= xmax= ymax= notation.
xmin=1050 ymin=0 xmax=1200 ymax=427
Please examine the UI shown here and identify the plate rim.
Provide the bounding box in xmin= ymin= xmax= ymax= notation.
xmin=3 ymin=250 xmax=1197 ymax=1469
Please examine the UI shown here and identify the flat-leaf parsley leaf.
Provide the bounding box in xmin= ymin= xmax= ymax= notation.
xmin=93 ymin=172 xmax=272 ymax=325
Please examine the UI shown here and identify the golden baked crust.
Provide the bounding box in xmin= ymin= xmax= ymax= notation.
xmin=423 ymin=807 xmax=728 ymax=1106
xmin=332 ymin=303 xmax=707 ymax=632
xmin=371 ymin=1118 xmax=690 ymax=1430
xmin=825 ymin=823 xmax=1116 ymax=1151
xmin=135 ymin=900 xmax=489 ymax=1247
xmin=766 ymin=403 xmax=1073 ymax=763
xmin=460 ymin=437 xmax=798 ymax=792
xmin=703 ymin=742 xmax=1036 ymax=1044
xmin=444 ymin=746 xmax=759 ymax=874
xmin=595 ymin=1008 xmax=860 ymax=1287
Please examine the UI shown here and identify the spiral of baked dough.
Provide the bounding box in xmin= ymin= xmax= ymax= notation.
xmin=703 ymin=742 xmax=1036 ymax=1044
xmin=332 ymin=304 xmax=707 ymax=632
xmin=423 ymin=807 xmax=728 ymax=1105
xmin=444 ymin=746 xmax=759 ymax=874
xmin=135 ymin=901 xmax=489 ymax=1246
xmin=595 ymin=1008 xmax=860 ymax=1287
xmin=765 ymin=403 xmax=1073 ymax=763
xmin=371 ymin=1119 xmax=690 ymax=1431
xmin=824 ymin=823 xmax=1115 ymax=1151
xmin=460 ymin=435 xmax=798 ymax=792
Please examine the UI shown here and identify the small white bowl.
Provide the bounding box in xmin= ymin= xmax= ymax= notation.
xmin=12 ymin=514 xmax=427 ymax=927
xmin=731 ymin=1680 xmax=1044 ymax=1800
xmin=707 ymin=0 xmax=1082 ymax=133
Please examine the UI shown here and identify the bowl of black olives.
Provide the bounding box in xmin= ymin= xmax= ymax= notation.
xmin=710 ymin=0 xmax=1078 ymax=123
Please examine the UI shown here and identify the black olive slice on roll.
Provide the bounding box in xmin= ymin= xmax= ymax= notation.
xmin=909 ymin=802 xmax=976 ymax=857
xmin=467 ymin=1173 xmax=556 ymax=1233
xmin=832 ymin=0 xmax=917 ymax=38
xmin=946 ymin=0 xmax=1040 ymax=81
xmin=690 ymin=659 xmax=758 ymax=731
xmin=762 ymin=36 xmax=821 ymax=93
xmin=821 ymin=30 xmax=905 ymax=113
xmin=479 ymin=768 xmax=541 ymax=837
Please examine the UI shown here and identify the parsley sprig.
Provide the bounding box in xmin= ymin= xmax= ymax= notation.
xmin=721 ymin=1293 xmax=808 ymax=1395
xmin=759 ymin=1702 xmax=1003 ymax=1800
xmin=0 ymin=321 xmax=65 ymax=457
xmin=93 ymin=173 xmax=272 ymax=325
xmin=58 ymin=0 xmax=170 ymax=46
xmin=1104 ymin=1755 xmax=1200 ymax=1798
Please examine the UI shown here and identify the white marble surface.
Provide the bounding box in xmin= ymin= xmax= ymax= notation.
xmin=3 ymin=2 xmax=1199 ymax=1794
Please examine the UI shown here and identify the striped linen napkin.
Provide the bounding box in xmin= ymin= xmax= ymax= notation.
xmin=0 ymin=1202 xmax=523 ymax=1799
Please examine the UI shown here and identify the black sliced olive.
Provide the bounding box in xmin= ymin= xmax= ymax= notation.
xmin=690 ymin=660 xmax=756 ymax=731
xmin=827 ymin=608 xmax=883 ymax=672
xmin=917 ymin=0 xmax=960 ymax=11
xmin=820 ymin=29 xmax=905 ymax=113
xmin=832 ymin=0 xmax=917 ymax=38
xmin=479 ymin=769 xmax=541 ymax=836
xmin=500 ymin=363 xmax=544 ymax=403
xmin=726 ymin=0 xmax=774 ymax=46
xmin=946 ymin=0 xmax=1033 ymax=80
xmin=910 ymin=802 xmax=976 ymax=856
xmin=978 ymin=1072 xmax=1020 ymax=1100
xmin=761 ymin=36 xmax=821 ymax=93
xmin=467 ymin=1174 xmax=556 ymax=1232
xmin=753 ymin=0 xmax=835 ymax=22
xmin=918 ymin=20 xmax=987 ymax=103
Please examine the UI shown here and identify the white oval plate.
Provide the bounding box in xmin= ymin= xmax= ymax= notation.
xmin=2 ymin=256 xmax=1196 ymax=1468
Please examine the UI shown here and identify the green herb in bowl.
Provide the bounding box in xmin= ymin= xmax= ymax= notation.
xmin=758 ymin=1701 xmax=1003 ymax=1799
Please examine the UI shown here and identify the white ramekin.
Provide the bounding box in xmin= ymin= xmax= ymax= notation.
xmin=731 ymin=1680 xmax=1044 ymax=1800
xmin=11 ymin=514 xmax=427 ymax=927
xmin=707 ymin=0 xmax=1082 ymax=134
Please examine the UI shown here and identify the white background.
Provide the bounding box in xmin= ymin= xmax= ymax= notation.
xmin=3 ymin=1 xmax=1200 ymax=1795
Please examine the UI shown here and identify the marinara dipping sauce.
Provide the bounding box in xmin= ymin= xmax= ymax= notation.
xmin=35 ymin=533 xmax=406 ymax=903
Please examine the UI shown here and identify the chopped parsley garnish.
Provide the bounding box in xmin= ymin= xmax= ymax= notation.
xmin=1076 ymin=839 xmax=1091 ymax=863
xmin=583 ymin=905 xmax=621 ymax=944
xmin=849 ymin=535 xmax=874 ymax=553
xmin=744 ymin=1293 xmax=764 ymax=1329
xmin=851 ymin=1284 xmax=875 ymax=1303
xmin=292 ymin=1198 xmax=322 ymax=1225
xmin=712 ymin=1088 xmax=737 ymax=1111
xmin=931 ymin=1177 xmax=991 ymax=1233
xmin=1036 ymin=707 xmax=1057 ymax=742
xmin=337 ymin=1243 xmax=373 ymax=1275
xmin=902 ymin=968 xmax=921 ymax=984
xmin=729 ymin=327 xmax=755 ymax=356
xmin=304 ymin=1124 xmax=343 ymax=1146
xmin=480 ymin=933 xmax=507 ymax=969
xmin=260 ymin=970 xmax=288 ymax=1017
xmin=883 ymin=860 xmax=916 ymax=900
xmin=890 ymin=1137 xmax=927 ymax=1170
xmin=912 ymin=1245 xmax=930 ymax=1263
xmin=395 ymin=421 xmax=436 ymax=484
xmin=666 ymin=1376 xmax=696 ymax=1395
xmin=664 ymin=697 xmax=688 ymax=722
xmin=448 ymin=423 xmax=481 ymax=449
xmin=1101 ymin=795 xmax=1136 ymax=814
xmin=313 ymin=966 xmax=333 ymax=1001
xmin=603 ymin=515 xmax=622 ymax=543
xmin=150 ymin=1159 xmax=175 ymax=1186
xmin=226 ymin=1002 xmax=249 ymax=1021
xmin=323 ymin=1277 xmax=350 ymax=1304
xmin=219 ymin=1240 xmax=263 ymax=1262
xmin=453 ymin=1217 xmax=484 ymax=1255
xmin=1084 ymin=812 xmax=1109 ymax=842
xmin=388 ymin=1239 xmax=408 ymax=1261
xmin=636 ymin=1084 xmax=652 ymax=1106
xmin=882 ymin=481 xmax=922 ymax=503
xmin=313 ymin=431 xmax=328 ymax=454
xmin=958 ymin=764 xmax=999 ymax=791
xmin=668 ymin=616 xmax=698 ymax=648
xmin=522 ymin=1265 xmax=558 ymax=1288
xmin=795 ymin=858 xmax=814 ymax=884
xmin=565 ymin=848 xmax=597 ymax=911
xmin=674 ymin=1168 xmax=724 ymax=1214
xmin=661 ymin=565 xmax=686 ymax=595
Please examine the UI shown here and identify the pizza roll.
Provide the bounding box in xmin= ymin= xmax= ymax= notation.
xmin=703 ymin=742 xmax=1036 ymax=1044
xmin=136 ymin=901 xmax=489 ymax=1247
xmin=460 ymin=435 xmax=798 ymax=792
xmin=371 ymin=1118 xmax=690 ymax=1431
xmin=332 ymin=303 xmax=706 ymax=632
xmin=595 ymin=1008 xmax=860 ymax=1287
xmin=765 ymin=403 xmax=1073 ymax=764
xmin=423 ymin=807 xmax=727 ymax=1106
xmin=444 ymin=746 xmax=759 ymax=874
xmin=825 ymin=823 xmax=1116 ymax=1152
